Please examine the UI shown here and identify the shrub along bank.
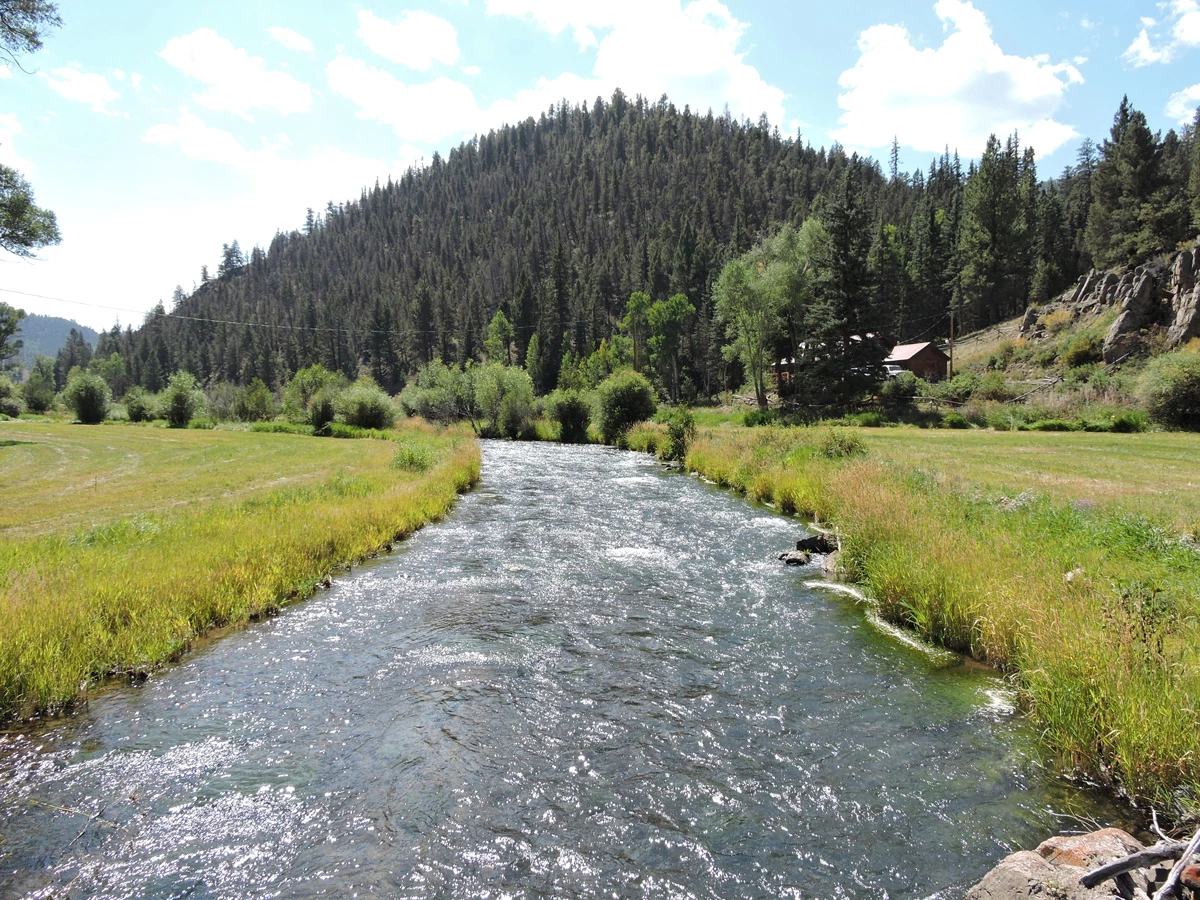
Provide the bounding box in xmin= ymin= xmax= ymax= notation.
xmin=679 ymin=425 xmax=1200 ymax=818
xmin=0 ymin=419 xmax=479 ymax=722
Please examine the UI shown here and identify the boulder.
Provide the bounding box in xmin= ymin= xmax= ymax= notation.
xmin=1167 ymin=284 xmax=1200 ymax=349
xmin=965 ymin=829 xmax=1155 ymax=900
xmin=1174 ymin=250 xmax=1195 ymax=297
xmin=1019 ymin=306 xmax=1039 ymax=335
xmin=778 ymin=550 xmax=811 ymax=566
xmin=796 ymin=533 xmax=838 ymax=554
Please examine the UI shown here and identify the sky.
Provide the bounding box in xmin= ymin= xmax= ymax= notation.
xmin=1 ymin=0 xmax=1198 ymax=332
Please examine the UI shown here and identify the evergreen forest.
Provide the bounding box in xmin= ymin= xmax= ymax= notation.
xmin=47 ymin=92 xmax=1200 ymax=403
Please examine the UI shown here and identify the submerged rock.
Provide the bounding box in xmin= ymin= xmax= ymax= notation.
xmin=965 ymin=829 xmax=1156 ymax=900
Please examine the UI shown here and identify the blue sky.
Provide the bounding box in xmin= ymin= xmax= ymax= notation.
xmin=2 ymin=0 xmax=1198 ymax=331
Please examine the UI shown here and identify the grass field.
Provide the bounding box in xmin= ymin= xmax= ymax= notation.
xmin=679 ymin=423 xmax=1200 ymax=817
xmin=0 ymin=419 xmax=480 ymax=721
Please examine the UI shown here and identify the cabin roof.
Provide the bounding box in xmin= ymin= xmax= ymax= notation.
xmin=886 ymin=341 xmax=949 ymax=362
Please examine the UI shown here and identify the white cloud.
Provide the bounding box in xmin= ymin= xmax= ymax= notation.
xmin=1123 ymin=28 xmax=1174 ymax=65
xmin=0 ymin=64 xmax=10 ymax=79
xmin=0 ymin=113 xmax=35 ymax=171
xmin=461 ymin=65 xmax=481 ymax=76
xmin=356 ymin=10 xmax=460 ymax=71
xmin=1122 ymin=2 xmax=1200 ymax=66
xmin=1166 ymin=81 xmax=1200 ymax=123
xmin=327 ymin=55 xmax=479 ymax=142
xmin=131 ymin=73 xmax=143 ymax=90
xmin=160 ymin=29 xmax=312 ymax=119
xmin=39 ymin=65 xmax=121 ymax=114
xmin=269 ymin=26 xmax=314 ymax=53
xmin=485 ymin=0 xmax=785 ymax=126
xmin=832 ymin=0 xmax=1081 ymax=157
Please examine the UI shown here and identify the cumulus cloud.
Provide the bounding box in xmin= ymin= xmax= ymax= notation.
xmin=1166 ymin=81 xmax=1200 ymax=123
xmin=39 ymin=65 xmax=121 ymax=114
xmin=269 ymin=26 xmax=314 ymax=53
xmin=327 ymin=56 xmax=479 ymax=143
xmin=484 ymin=0 xmax=785 ymax=126
xmin=356 ymin=10 xmax=460 ymax=71
xmin=1122 ymin=1 xmax=1200 ymax=66
xmin=832 ymin=0 xmax=1082 ymax=157
xmin=160 ymin=29 xmax=312 ymax=119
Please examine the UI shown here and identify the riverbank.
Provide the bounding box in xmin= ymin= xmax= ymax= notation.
xmin=640 ymin=423 xmax=1200 ymax=818
xmin=0 ymin=419 xmax=480 ymax=722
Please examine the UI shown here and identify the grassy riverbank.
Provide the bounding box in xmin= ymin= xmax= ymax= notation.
xmin=677 ymin=425 xmax=1200 ymax=816
xmin=0 ymin=419 xmax=480 ymax=721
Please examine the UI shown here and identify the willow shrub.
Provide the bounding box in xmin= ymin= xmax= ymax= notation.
xmin=596 ymin=370 xmax=656 ymax=444
xmin=545 ymin=388 xmax=591 ymax=443
xmin=0 ymin=425 xmax=480 ymax=722
xmin=677 ymin=425 xmax=1200 ymax=815
xmin=1138 ymin=346 xmax=1200 ymax=431
xmin=62 ymin=371 xmax=111 ymax=424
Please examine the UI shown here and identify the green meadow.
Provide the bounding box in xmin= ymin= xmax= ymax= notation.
xmin=0 ymin=420 xmax=480 ymax=721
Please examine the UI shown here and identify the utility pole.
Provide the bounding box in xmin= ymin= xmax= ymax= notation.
xmin=948 ymin=310 xmax=955 ymax=378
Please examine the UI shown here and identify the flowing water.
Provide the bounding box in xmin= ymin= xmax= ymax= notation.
xmin=0 ymin=442 xmax=1131 ymax=899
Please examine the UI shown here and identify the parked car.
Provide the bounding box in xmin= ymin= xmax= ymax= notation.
xmin=883 ymin=364 xmax=904 ymax=379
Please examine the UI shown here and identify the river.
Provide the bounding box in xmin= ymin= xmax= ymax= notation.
xmin=0 ymin=441 xmax=1130 ymax=899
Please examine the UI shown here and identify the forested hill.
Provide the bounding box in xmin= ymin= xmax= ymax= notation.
xmin=95 ymin=91 xmax=1198 ymax=398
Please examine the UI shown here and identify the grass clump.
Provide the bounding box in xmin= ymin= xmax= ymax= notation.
xmin=0 ymin=420 xmax=479 ymax=721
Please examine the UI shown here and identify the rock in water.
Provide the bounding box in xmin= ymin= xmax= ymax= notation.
xmin=778 ymin=550 xmax=811 ymax=566
xmin=796 ymin=533 xmax=838 ymax=554
xmin=965 ymin=829 xmax=1152 ymax=900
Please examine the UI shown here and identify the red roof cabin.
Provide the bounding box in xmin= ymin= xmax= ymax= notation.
xmin=886 ymin=342 xmax=950 ymax=381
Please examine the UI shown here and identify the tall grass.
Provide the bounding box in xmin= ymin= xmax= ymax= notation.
xmin=0 ymin=422 xmax=479 ymax=721
xmin=681 ymin=426 xmax=1200 ymax=816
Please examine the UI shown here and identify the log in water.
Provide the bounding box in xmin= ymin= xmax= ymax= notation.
xmin=0 ymin=442 xmax=1131 ymax=899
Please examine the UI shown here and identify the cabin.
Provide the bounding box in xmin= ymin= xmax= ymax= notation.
xmin=886 ymin=342 xmax=950 ymax=381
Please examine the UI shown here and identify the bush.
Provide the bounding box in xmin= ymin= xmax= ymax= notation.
xmin=1109 ymin=411 xmax=1148 ymax=433
xmin=659 ymin=406 xmax=696 ymax=461
xmin=974 ymin=371 xmax=1014 ymax=402
xmin=879 ymin=371 xmax=921 ymax=409
xmin=844 ymin=411 xmax=884 ymax=427
xmin=1138 ymin=348 xmax=1200 ymax=430
xmin=21 ymin=357 xmax=56 ymax=412
xmin=819 ymin=427 xmax=866 ymax=458
xmin=62 ymin=371 xmax=111 ymax=424
xmin=1041 ymin=309 xmax=1074 ymax=333
xmin=122 ymin=385 xmax=157 ymax=422
xmin=232 ymin=379 xmax=276 ymax=422
xmin=309 ymin=387 xmax=337 ymax=436
xmin=397 ymin=360 xmax=477 ymax=424
xmin=474 ymin=363 xmax=535 ymax=438
xmin=1027 ymin=418 xmax=1078 ymax=432
xmin=545 ymin=389 xmax=591 ymax=443
xmin=924 ymin=372 xmax=979 ymax=404
xmin=596 ymin=370 xmax=657 ymax=444
xmin=160 ymin=372 xmax=206 ymax=428
xmin=283 ymin=365 xmax=347 ymax=426
xmin=390 ymin=441 xmax=433 ymax=472
xmin=1061 ymin=334 xmax=1102 ymax=368
xmin=336 ymin=377 xmax=395 ymax=429
xmin=942 ymin=412 xmax=970 ymax=429
xmin=743 ymin=408 xmax=779 ymax=427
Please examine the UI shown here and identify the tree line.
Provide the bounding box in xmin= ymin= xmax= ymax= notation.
xmin=10 ymin=92 xmax=1199 ymax=407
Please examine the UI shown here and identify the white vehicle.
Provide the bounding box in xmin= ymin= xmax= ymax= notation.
xmin=883 ymin=364 xmax=904 ymax=379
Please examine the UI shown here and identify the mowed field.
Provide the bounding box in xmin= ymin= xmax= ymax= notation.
xmin=0 ymin=420 xmax=480 ymax=721
xmin=1 ymin=423 xmax=403 ymax=537
xmin=860 ymin=428 xmax=1200 ymax=527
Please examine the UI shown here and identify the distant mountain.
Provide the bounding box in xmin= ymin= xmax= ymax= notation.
xmin=14 ymin=315 xmax=98 ymax=369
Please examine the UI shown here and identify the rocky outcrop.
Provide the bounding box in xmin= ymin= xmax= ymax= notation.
xmin=965 ymin=829 xmax=1172 ymax=900
xmin=1021 ymin=238 xmax=1200 ymax=363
